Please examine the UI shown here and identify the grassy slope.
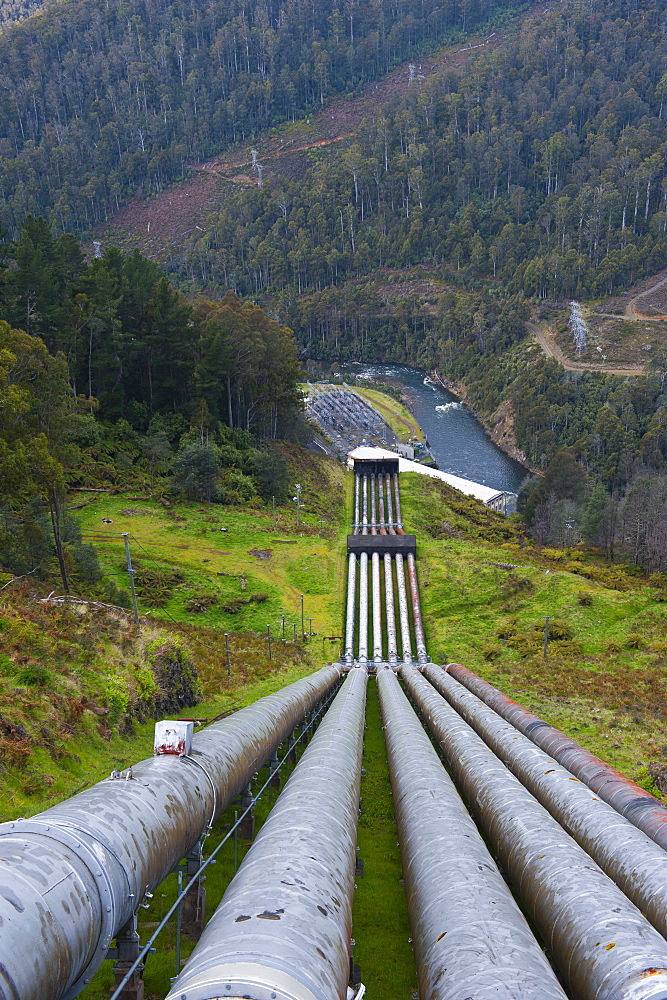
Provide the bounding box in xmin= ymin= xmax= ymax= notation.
xmin=76 ymin=447 xmax=348 ymax=641
xmin=353 ymin=387 xmax=425 ymax=443
xmin=0 ymin=448 xmax=349 ymax=817
xmin=400 ymin=471 xmax=667 ymax=792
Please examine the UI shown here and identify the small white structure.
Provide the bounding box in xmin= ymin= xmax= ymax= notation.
xmin=347 ymin=447 xmax=508 ymax=511
xmin=395 ymin=442 xmax=415 ymax=460
xmin=154 ymin=720 xmax=194 ymax=756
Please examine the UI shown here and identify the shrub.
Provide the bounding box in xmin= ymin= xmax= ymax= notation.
xmin=482 ymin=644 xmax=503 ymax=661
xmin=15 ymin=665 xmax=51 ymax=687
xmin=545 ymin=618 xmax=573 ymax=640
xmin=104 ymin=673 xmax=130 ymax=724
xmin=221 ymin=597 xmax=249 ymax=614
xmin=186 ymin=593 xmax=218 ymax=613
xmin=134 ymin=566 xmax=185 ymax=607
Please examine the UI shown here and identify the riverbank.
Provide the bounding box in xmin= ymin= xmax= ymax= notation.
xmin=428 ymin=369 xmax=540 ymax=477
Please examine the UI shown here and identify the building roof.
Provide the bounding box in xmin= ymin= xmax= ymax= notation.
xmin=347 ymin=447 xmax=506 ymax=504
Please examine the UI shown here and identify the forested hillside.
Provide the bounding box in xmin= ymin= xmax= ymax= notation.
xmin=0 ymin=220 xmax=308 ymax=588
xmin=0 ymin=0 xmax=522 ymax=234
xmin=184 ymin=0 xmax=667 ymax=318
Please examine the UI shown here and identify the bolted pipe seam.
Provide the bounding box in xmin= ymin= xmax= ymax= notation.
xmin=401 ymin=665 xmax=667 ymax=1000
xmin=165 ymin=667 xmax=368 ymax=1000
xmin=0 ymin=664 xmax=340 ymax=1000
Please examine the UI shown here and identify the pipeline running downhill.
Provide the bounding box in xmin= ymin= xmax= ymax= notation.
xmin=4 ymin=456 xmax=667 ymax=1000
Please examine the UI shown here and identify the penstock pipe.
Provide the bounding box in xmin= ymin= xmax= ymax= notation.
xmin=402 ymin=664 xmax=667 ymax=1000
xmin=377 ymin=668 xmax=568 ymax=1000
xmin=424 ymin=664 xmax=667 ymax=943
xmin=165 ymin=666 xmax=368 ymax=1000
xmin=445 ymin=661 xmax=667 ymax=851
xmin=0 ymin=664 xmax=340 ymax=1000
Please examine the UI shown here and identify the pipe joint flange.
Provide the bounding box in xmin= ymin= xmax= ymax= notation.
xmin=170 ymin=962 xmax=323 ymax=1000
xmin=0 ymin=818 xmax=123 ymax=1000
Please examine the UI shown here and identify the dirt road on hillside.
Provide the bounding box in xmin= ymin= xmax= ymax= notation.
xmin=529 ymin=323 xmax=645 ymax=376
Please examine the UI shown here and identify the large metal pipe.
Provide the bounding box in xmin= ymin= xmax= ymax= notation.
xmin=401 ymin=665 xmax=667 ymax=1000
xmin=392 ymin=473 xmax=404 ymax=532
xmin=165 ymin=667 xmax=368 ymax=1000
xmin=406 ymin=553 xmax=427 ymax=663
xmin=344 ymin=553 xmax=357 ymax=663
xmin=385 ymin=472 xmax=395 ymax=534
xmin=424 ymin=664 xmax=667 ymax=943
xmin=371 ymin=551 xmax=382 ymax=662
xmin=0 ymin=665 xmax=341 ymax=1000
xmin=353 ymin=474 xmax=360 ymax=534
xmin=361 ymin=475 xmax=368 ymax=535
xmin=369 ymin=474 xmax=377 ymax=535
xmin=394 ymin=553 xmax=412 ymax=663
xmin=358 ymin=551 xmax=368 ymax=663
xmin=384 ymin=554 xmax=398 ymax=665
xmin=377 ymin=475 xmax=386 ymax=535
xmin=446 ymin=662 xmax=667 ymax=851
xmin=377 ymin=669 xmax=568 ymax=1000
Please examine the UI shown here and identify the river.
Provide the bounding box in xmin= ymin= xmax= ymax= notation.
xmin=334 ymin=362 xmax=528 ymax=496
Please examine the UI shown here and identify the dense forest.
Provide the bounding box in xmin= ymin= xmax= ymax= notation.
xmin=184 ymin=0 xmax=667 ymax=310
xmin=173 ymin=0 xmax=667 ymax=568
xmin=0 ymin=0 xmax=523 ymax=234
xmin=4 ymin=0 xmax=667 ymax=580
xmin=0 ymin=221 xmax=304 ymax=586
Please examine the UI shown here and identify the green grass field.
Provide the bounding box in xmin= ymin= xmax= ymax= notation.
xmin=353 ymin=387 xmax=425 ymax=443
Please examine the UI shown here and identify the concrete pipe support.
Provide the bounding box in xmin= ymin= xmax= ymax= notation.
xmin=377 ymin=668 xmax=568 ymax=1000
xmin=424 ymin=664 xmax=667 ymax=943
xmin=0 ymin=664 xmax=341 ymax=1000
xmin=165 ymin=666 xmax=368 ymax=1000
xmin=401 ymin=665 xmax=667 ymax=1000
xmin=446 ymin=662 xmax=667 ymax=851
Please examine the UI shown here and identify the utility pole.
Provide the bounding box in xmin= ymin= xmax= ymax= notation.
xmin=122 ymin=533 xmax=140 ymax=625
xmin=301 ymin=595 xmax=305 ymax=639
xmin=543 ymin=616 xmax=551 ymax=659
xmin=281 ymin=615 xmax=286 ymax=641
xmin=308 ymin=617 xmax=314 ymax=637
